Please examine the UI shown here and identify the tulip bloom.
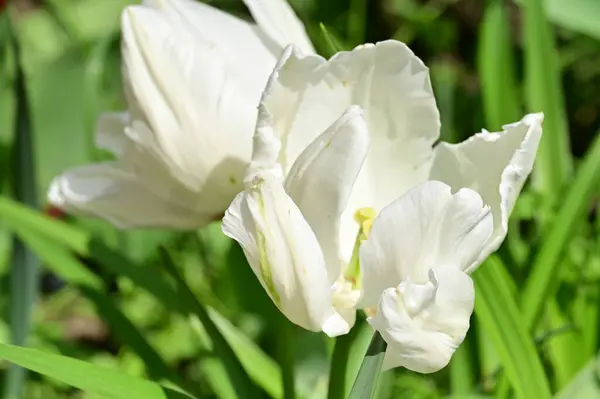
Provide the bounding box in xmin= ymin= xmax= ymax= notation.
xmin=48 ymin=0 xmax=313 ymax=229
xmin=224 ymin=40 xmax=543 ymax=357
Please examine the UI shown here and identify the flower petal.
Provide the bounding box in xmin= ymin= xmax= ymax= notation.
xmin=429 ymin=113 xmax=543 ymax=272
xmin=47 ymin=163 xmax=209 ymax=229
xmin=284 ymin=106 xmax=369 ymax=282
xmin=359 ymin=181 xmax=492 ymax=308
xmin=261 ymin=41 xmax=440 ymax=261
xmin=95 ymin=112 xmax=130 ymax=157
xmin=122 ymin=4 xmax=258 ymax=179
xmin=222 ymin=169 xmax=344 ymax=335
xmin=369 ymin=267 xmax=474 ymax=373
xmin=242 ymin=0 xmax=314 ymax=54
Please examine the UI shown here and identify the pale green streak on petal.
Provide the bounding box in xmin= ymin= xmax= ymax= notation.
xmin=255 ymin=188 xmax=281 ymax=307
xmin=257 ymin=229 xmax=281 ymax=307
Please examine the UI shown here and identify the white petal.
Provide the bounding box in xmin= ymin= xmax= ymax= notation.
xmin=359 ymin=181 xmax=492 ymax=308
xmin=243 ymin=0 xmax=314 ymax=54
xmin=260 ymin=41 xmax=440 ymax=261
xmin=429 ymin=113 xmax=543 ymax=272
xmin=369 ymin=267 xmax=474 ymax=373
xmin=222 ymin=170 xmax=341 ymax=334
xmin=118 ymin=3 xmax=265 ymax=219
xmin=146 ymin=0 xmax=276 ymax=77
xmin=122 ymin=6 xmax=256 ymax=178
xmin=47 ymin=163 xmax=209 ymax=229
xmin=95 ymin=112 xmax=130 ymax=157
xmin=284 ymin=106 xmax=369 ymax=282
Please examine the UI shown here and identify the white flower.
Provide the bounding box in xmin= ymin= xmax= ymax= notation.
xmin=259 ymin=41 xmax=542 ymax=270
xmin=47 ymin=0 xmax=313 ymax=229
xmin=360 ymin=181 xmax=491 ymax=373
xmin=230 ymin=40 xmax=542 ymax=366
xmin=222 ymin=105 xmax=369 ymax=337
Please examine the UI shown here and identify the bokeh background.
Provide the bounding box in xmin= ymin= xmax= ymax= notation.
xmin=1 ymin=0 xmax=600 ymax=398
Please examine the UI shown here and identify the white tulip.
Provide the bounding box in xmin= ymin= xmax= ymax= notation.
xmin=236 ymin=40 xmax=542 ymax=366
xmin=222 ymin=104 xmax=369 ymax=337
xmin=48 ymin=0 xmax=313 ymax=229
xmin=360 ymin=181 xmax=490 ymax=373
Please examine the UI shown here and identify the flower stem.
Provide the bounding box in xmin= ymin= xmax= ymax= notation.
xmin=278 ymin=316 xmax=296 ymax=399
xmin=327 ymin=317 xmax=372 ymax=399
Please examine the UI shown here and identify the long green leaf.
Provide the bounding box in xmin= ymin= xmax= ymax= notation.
xmin=347 ymin=332 xmax=387 ymax=399
xmin=554 ymin=353 xmax=600 ymax=399
xmin=0 ymin=201 xmax=258 ymax=397
xmin=4 ymin=10 xmax=39 ymax=399
xmin=523 ymin=0 xmax=572 ymax=200
xmin=478 ymin=0 xmax=520 ymax=130
xmin=10 ymin=226 xmax=197 ymax=396
xmin=159 ymin=248 xmax=258 ymax=398
xmin=522 ymin=131 xmax=600 ymax=329
xmin=0 ymin=195 xmax=88 ymax=253
xmin=0 ymin=343 xmax=195 ymax=399
xmin=540 ymin=0 xmax=600 ymax=41
xmin=473 ymin=256 xmax=551 ymax=399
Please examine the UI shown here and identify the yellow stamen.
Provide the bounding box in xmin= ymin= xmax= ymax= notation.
xmin=345 ymin=207 xmax=377 ymax=288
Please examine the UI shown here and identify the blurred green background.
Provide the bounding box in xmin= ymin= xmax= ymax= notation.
xmin=1 ymin=0 xmax=600 ymax=398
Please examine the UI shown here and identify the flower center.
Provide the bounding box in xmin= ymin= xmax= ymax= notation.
xmin=344 ymin=207 xmax=377 ymax=289
xmin=331 ymin=277 xmax=361 ymax=309
xmin=396 ymin=270 xmax=438 ymax=319
xmin=331 ymin=207 xmax=377 ymax=311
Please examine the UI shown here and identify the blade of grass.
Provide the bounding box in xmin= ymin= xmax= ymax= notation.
xmin=523 ymin=0 xmax=572 ymax=201
xmin=158 ymin=248 xmax=258 ymax=398
xmin=0 ymin=343 xmax=196 ymax=399
xmin=545 ymin=298 xmax=585 ymax=389
xmin=347 ymin=332 xmax=387 ymax=399
xmin=346 ymin=0 xmax=366 ymax=48
xmin=0 ymin=199 xmax=258 ymax=397
xmin=478 ymin=0 xmax=520 ymax=131
xmin=8 ymin=226 xmax=199 ymax=396
xmin=319 ymin=23 xmax=344 ymax=57
xmin=450 ymin=340 xmax=475 ymax=395
xmin=554 ymin=353 xmax=600 ymax=399
xmin=473 ymin=256 xmax=551 ymax=399
xmin=3 ymin=9 xmax=40 ymax=399
xmin=522 ymin=131 xmax=600 ymax=330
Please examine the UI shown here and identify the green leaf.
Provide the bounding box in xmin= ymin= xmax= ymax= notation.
xmin=347 ymin=331 xmax=387 ymax=399
xmin=159 ymin=248 xmax=258 ymax=398
xmin=522 ymin=0 xmax=572 ymax=201
xmin=9 ymin=226 xmax=198 ymax=396
xmin=0 ymin=198 xmax=260 ymax=396
xmin=0 ymin=343 xmax=195 ymax=399
xmin=473 ymin=256 xmax=551 ymax=399
xmin=82 ymin=287 xmax=199 ymax=396
xmin=543 ymin=0 xmax=600 ymax=41
xmin=0 ymin=196 xmax=89 ymax=254
xmin=192 ymin=311 xmax=286 ymax=399
xmin=319 ymin=23 xmax=345 ymax=56
xmin=478 ymin=0 xmax=520 ymax=131
xmin=522 ymin=131 xmax=600 ymax=329
xmin=4 ymin=13 xmax=40 ymax=399
xmin=554 ymin=353 xmax=600 ymax=399
xmin=449 ymin=340 xmax=475 ymax=395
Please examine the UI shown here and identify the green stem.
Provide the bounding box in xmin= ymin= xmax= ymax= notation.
xmin=278 ymin=316 xmax=296 ymax=399
xmin=327 ymin=317 xmax=371 ymax=399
